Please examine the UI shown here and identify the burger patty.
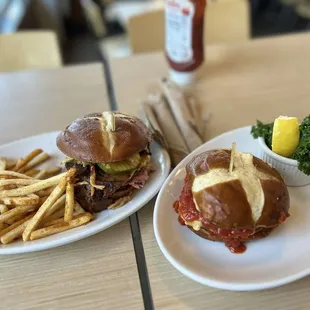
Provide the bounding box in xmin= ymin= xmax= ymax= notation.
xmin=174 ymin=174 xmax=287 ymax=253
xmin=66 ymin=156 xmax=150 ymax=213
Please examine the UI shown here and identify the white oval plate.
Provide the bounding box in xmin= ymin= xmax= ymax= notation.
xmin=0 ymin=131 xmax=170 ymax=254
xmin=154 ymin=126 xmax=310 ymax=291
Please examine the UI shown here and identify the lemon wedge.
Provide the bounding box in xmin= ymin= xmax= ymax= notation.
xmin=272 ymin=116 xmax=300 ymax=157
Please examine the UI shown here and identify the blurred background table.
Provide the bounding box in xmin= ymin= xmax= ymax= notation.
xmin=0 ymin=64 xmax=144 ymax=310
xmin=109 ymin=32 xmax=310 ymax=310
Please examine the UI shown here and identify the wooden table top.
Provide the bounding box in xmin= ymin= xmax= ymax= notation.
xmin=110 ymin=33 xmax=310 ymax=309
xmin=0 ymin=64 xmax=143 ymax=310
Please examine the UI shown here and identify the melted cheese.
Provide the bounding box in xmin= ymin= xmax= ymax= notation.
xmin=192 ymin=152 xmax=276 ymax=223
xmin=185 ymin=220 xmax=202 ymax=231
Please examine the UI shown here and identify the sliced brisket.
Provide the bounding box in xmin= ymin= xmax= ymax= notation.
xmin=66 ymin=161 xmax=149 ymax=213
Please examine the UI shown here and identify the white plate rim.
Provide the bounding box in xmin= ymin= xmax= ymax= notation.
xmin=0 ymin=131 xmax=171 ymax=254
xmin=153 ymin=126 xmax=310 ymax=291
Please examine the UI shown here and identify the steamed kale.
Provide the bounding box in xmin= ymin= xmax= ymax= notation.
xmin=251 ymin=115 xmax=310 ymax=176
xmin=251 ymin=120 xmax=274 ymax=149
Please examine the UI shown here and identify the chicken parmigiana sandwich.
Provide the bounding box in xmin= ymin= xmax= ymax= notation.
xmin=57 ymin=112 xmax=154 ymax=213
xmin=173 ymin=149 xmax=290 ymax=253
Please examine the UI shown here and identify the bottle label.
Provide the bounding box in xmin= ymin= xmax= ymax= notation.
xmin=165 ymin=0 xmax=194 ymax=63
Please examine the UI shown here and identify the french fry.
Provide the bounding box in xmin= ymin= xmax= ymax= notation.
xmin=18 ymin=153 xmax=50 ymax=173
xmin=6 ymin=160 xmax=17 ymax=171
xmin=89 ymin=165 xmax=105 ymax=195
xmin=0 ymin=147 xmax=97 ymax=243
xmin=66 ymin=169 xmax=76 ymax=183
xmin=28 ymin=193 xmax=39 ymax=198
xmin=2 ymin=185 xmax=17 ymax=190
xmin=0 ymin=205 xmax=38 ymax=224
xmin=42 ymin=217 xmax=65 ymax=227
xmin=0 ymin=150 xmax=96 ymax=243
xmin=24 ymin=169 xmax=40 ymax=177
xmin=0 ymin=171 xmax=33 ymax=180
xmin=44 ymin=194 xmax=66 ymax=218
xmin=74 ymin=201 xmax=85 ymax=215
xmin=0 ymin=214 xmax=34 ymax=238
xmin=0 ymin=222 xmax=8 ymax=231
xmin=0 ymin=172 xmax=66 ymax=198
xmin=45 ymin=167 xmax=62 ymax=177
xmin=0 ymin=204 xmax=9 ymax=214
xmin=38 ymin=196 xmax=48 ymax=205
xmin=1 ymin=215 xmax=35 ymax=244
xmin=22 ymin=169 xmax=76 ymax=241
xmin=13 ymin=159 xmax=23 ymax=172
xmin=36 ymin=168 xmax=62 ymax=179
xmin=30 ymin=213 xmax=93 ymax=240
xmin=13 ymin=149 xmax=43 ymax=171
xmin=107 ymin=195 xmax=132 ymax=210
xmin=41 ymin=209 xmax=64 ymax=227
xmin=36 ymin=187 xmax=55 ymax=198
xmin=34 ymin=170 xmax=47 ymax=179
xmin=0 ymin=157 xmax=7 ymax=171
xmin=5 ymin=212 xmax=28 ymax=225
xmin=0 ymin=179 xmax=39 ymax=187
xmin=43 ymin=212 xmax=87 ymax=227
xmin=64 ymin=182 xmax=74 ymax=222
xmin=0 ymin=196 xmax=40 ymax=206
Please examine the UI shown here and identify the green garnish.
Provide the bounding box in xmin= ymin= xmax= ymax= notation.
xmin=292 ymin=137 xmax=310 ymax=175
xmin=250 ymin=120 xmax=274 ymax=149
xmin=251 ymin=115 xmax=310 ymax=175
xmin=299 ymin=115 xmax=310 ymax=139
xmin=292 ymin=115 xmax=310 ymax=175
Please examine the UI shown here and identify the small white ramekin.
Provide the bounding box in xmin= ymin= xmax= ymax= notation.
xmin=258 ymin=137 xmax=310 ymax=187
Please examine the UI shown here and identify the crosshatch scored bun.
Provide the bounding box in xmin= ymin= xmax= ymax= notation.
xmin=174 ymin=149 xmax=290 ymax=253
xmin=56 ymin=112 xmax=152 ymax=163
xmin=56 ymin=111 xmax=154 ymax=214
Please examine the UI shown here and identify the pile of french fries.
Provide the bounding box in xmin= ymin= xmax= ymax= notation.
xmin=0 ymin=149 xmax=93 ymax=245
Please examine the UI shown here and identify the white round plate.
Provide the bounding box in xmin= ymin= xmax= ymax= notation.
xmin=0 ymin=131 xmax=170 ymax=254
xmin=154 ymin=126 xmax=310 ymax=291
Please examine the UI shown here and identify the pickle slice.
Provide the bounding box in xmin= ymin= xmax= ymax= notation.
xmin=98 ymin=153 xmax=141 ymax=174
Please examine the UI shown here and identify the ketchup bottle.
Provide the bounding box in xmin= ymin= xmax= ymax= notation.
xmin=165 ymin=0 xmax=206 ymax=85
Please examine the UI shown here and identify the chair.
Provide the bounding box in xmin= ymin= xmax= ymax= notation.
xmin=127 ymin=0 xmax=250 ymax=54
xmin=128 ymin=9 xmax=165 ymax=54
xmin=0 ymin=31 xmax=62 ymax=73
xmin=205 ymin=0 xmax=250 ymax=44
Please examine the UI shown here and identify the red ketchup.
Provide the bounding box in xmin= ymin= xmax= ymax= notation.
xmin=165 ymin=0 xmax=206 ymax=85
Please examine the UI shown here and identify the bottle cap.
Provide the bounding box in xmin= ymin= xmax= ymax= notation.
xmin=169 ymin=69 xmax=196 ymax=86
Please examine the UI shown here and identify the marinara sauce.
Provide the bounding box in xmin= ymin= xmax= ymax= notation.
xmin=173 ymin=175 xmax=285 ymax=254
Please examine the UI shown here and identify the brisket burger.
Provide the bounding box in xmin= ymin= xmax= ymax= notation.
xmin=56 ymin=112 xmax=153 ymax=213
xmin=173 ymin=149 xmax=290 ymax=253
